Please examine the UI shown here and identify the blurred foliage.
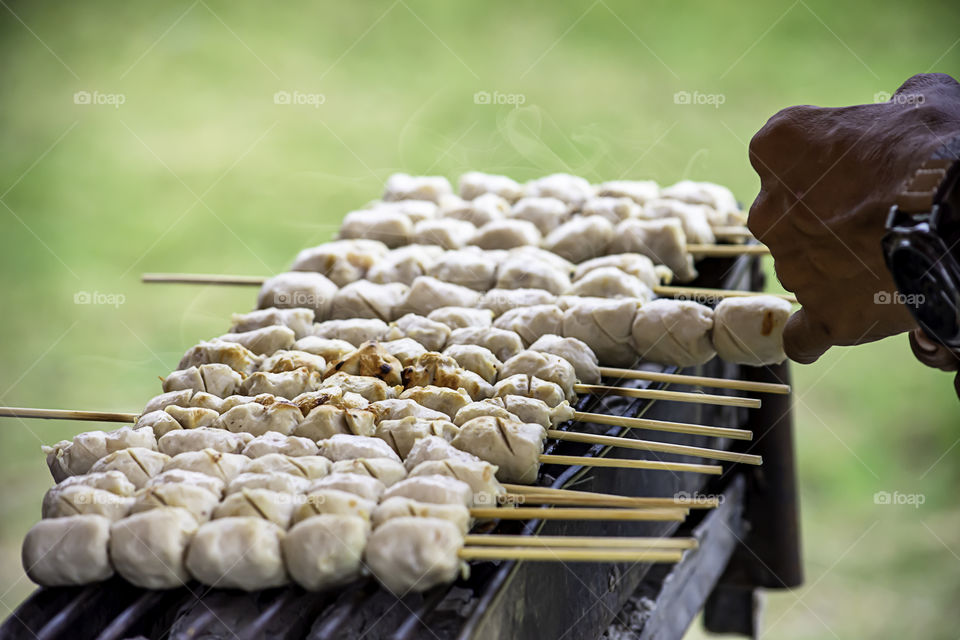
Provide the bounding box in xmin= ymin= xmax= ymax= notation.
xmin=0 ymin=0 xmax=957 ymax=636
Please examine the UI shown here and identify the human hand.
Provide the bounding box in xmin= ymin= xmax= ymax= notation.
xmin=747 ymin=73 xmax=960 ymax=364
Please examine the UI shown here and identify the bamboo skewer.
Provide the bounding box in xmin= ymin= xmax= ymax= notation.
xmin=652 ymin=285 xmax=797 ymax=304
xmin=687 ymin=243 xmax=770 ymax=257
xmin=141 ymin=273 xmax=266 ymax=286
xmin=0 ymin=407 xmax=138 ymax=422
xmin=572 ymin=411 xmax=752 ymax=440
xmin=463 ymin=534 xmax=698 ymax=550
xmin=546 ymin=430 xmax=761 ymax=465
xmin=711 ymin=227 xmax=755 ymax=240
xmin=458 ymin=547 xmax=684 ymax=563
xmin=0 ymin=406 xmax=754 ymax=443
xmin=573 ymin=384 xmax=761 ymax=409
xmin=502 ymin=484 xmax=720 ymax=509
xmin=468 ymin=507 xmax=687 ymax=522
xmin=505 ymin=493 xmax=712 ymax=509
xmin=538 ymin=454 xmax=722 ymax=475
xmin=596 ymin=367 xmax=790 ymax=395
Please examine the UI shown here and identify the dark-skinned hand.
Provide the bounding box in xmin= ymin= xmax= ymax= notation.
xmin=748 ymin=73 xmax=960 ymax=364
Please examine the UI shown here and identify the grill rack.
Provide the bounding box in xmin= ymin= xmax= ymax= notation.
xmin=1 ymin=254 xmax=800 ymax=640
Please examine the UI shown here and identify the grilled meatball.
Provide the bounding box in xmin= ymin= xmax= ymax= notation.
xmin=330 ymin=281 xmax=409 ymax=322
xmin=529 ymin=334 xmax=601 ymax=384
xmin=230 ymin=307 xmax=316 ymax=340
xmin=283 ymin=515 xmax=369 ymax=590
xmin=186 ymin=517 xmax=288 ymax=590
xmin=22 ymin=515 xmax=113 ymax=586
xmin=631 ymin=299 xmax=716 ymax=367
xmin=712 ymin=296 xmax=791 ymax=366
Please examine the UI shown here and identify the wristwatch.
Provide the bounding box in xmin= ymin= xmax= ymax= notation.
xmin=882 ymin=137 xmax=960 ymax=350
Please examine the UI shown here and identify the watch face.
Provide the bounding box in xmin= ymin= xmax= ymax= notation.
xmin=887 ymin=234 xmax=960 ymax=349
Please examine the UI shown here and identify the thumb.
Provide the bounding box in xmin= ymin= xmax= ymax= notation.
xmin=783 ymin=308 xmax=833 ymax=365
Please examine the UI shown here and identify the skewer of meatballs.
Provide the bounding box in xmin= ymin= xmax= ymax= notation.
xmin=26 ymin=431 xmax=699 ymax=594
xmin=337 ymin=172 xmax=760 ymax=283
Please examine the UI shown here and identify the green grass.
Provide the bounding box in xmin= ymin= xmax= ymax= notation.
xmin=1 ymin=1 xmax=957 ymax=635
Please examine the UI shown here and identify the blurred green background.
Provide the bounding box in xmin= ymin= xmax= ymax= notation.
xmin=0 ymin=0 xmax=957 ymax=637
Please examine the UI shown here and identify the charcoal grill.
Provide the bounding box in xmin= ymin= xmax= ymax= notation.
xmin=0 ymin=253 xmax=801 ymax=640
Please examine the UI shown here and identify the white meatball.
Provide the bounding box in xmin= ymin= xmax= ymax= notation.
xmin=500 ymin=351 xmax=578 ymax=400
xmin=442 ymin=344 xmax=501 ymax=383
xmin=525 ymin=173 xmax=593 ymax=210
xmin=478 ymin=288 xmax=557 ymax=316
xmin=230 ymin=307 xmax=315 ymax=340
xmin=660 ymin=180 xmax=745 ymax=227
xmin=451 ymin=416 xmax=545 ymax=484
xmin=712 ymin=296 xmax=791 ymax=365
xmin=384 ymin=173 xmax=453 ymax=203
xmin=412 ymin=218 xmax=476 ymax=249
xmin=631 ymin=299 xmax=716 ymax=367
xmin=509 ymin=197 xmax=571 ymax=234
xmin=385 ymin=313 xmax=452 ymax=351
xmin=404 ymin=435 xmax=481 ymax=471
xmin=581 ymin=197 xmax=642 ymax=224
xmin=292 ymin=337 xmax=356 ymax=362
xmin=645 ymin=198 xmax=716 ymax=245
xmin=568 ymin=267 xmax=653 ymax=300
xmin=396 ymin=276 xmax=482 ymax=317
xmin=469 ymin=219 xmax=541 ymax=250
xmin=595 ymin=180 xmax=660 ymax=205
xmin=186 ymin=517 xmax=288 ymax=590
xmin=608 ymin=218 xmax=696 ymax=282
xmin=428 ymin=306 xmax=494 ymax=330
xmin=443 ymin=192 xmax=510 ymax=226
xmin=22 ymin=515 xmax=113 ymax=586
xmin=283 ymin=515 xmax=369 ymax=590
xmin=493 ymin=305 xmax=564 ymax=347
xmin=529 ymin=334 xmax=601 ymax=384
xmin=543 ymin=215 xmax=614 ymax=263
xmin=317 ymin=434 xmax=402 ymax=463
xmin=365 ymin=517 xmax=465 ymax=593
xmin=331 ymin=281 xmax=409 ymax=322
xmin=426 ymin=249 xmax=498 ymax=291
xmin=446 ymin=327 xmax=524 ymax=362
xmin=562 ymin=297 xmax=643 ymax=367
xmin=213 ymin=489 xmax=295 ymax=529
xmin=376 ymin=416 xmax=460 ymax=458
xmin=177 ymin=341 xmax=261 ymax=376
xmin=289 ymin=239 xmax=389 ymax=286
xmin=573 ymin=254 xmax=661 ymax=289
xmin=458 ymin=171 xmax=525 ymax=202
xmin=110 ymin=507 xmax=198 ymax=589
xmin=366 ymin=244 xmax=443 ymax=285
xmin=382 ymin=475 xmax=474 ymax=507
xmin=495 ymin=258 xmax=571 ymax=295
xmin=338 ymin=209 xmax=412 ymax=248
xmin=257 ymin=272 xmax=338 ymax=320
xmin=312 ymin=318 xmax=390 ymax=346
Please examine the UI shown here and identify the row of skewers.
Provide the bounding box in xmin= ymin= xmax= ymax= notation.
xmin=11 ymin=172 xmax=781 ymax=598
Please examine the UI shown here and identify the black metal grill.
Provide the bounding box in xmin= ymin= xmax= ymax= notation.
xmin=1 ymin=254 xmax=801 ymax=640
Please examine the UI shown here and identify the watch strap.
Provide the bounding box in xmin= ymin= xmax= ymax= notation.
xmin=894 ymin=136 xmax=960 ymax=214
